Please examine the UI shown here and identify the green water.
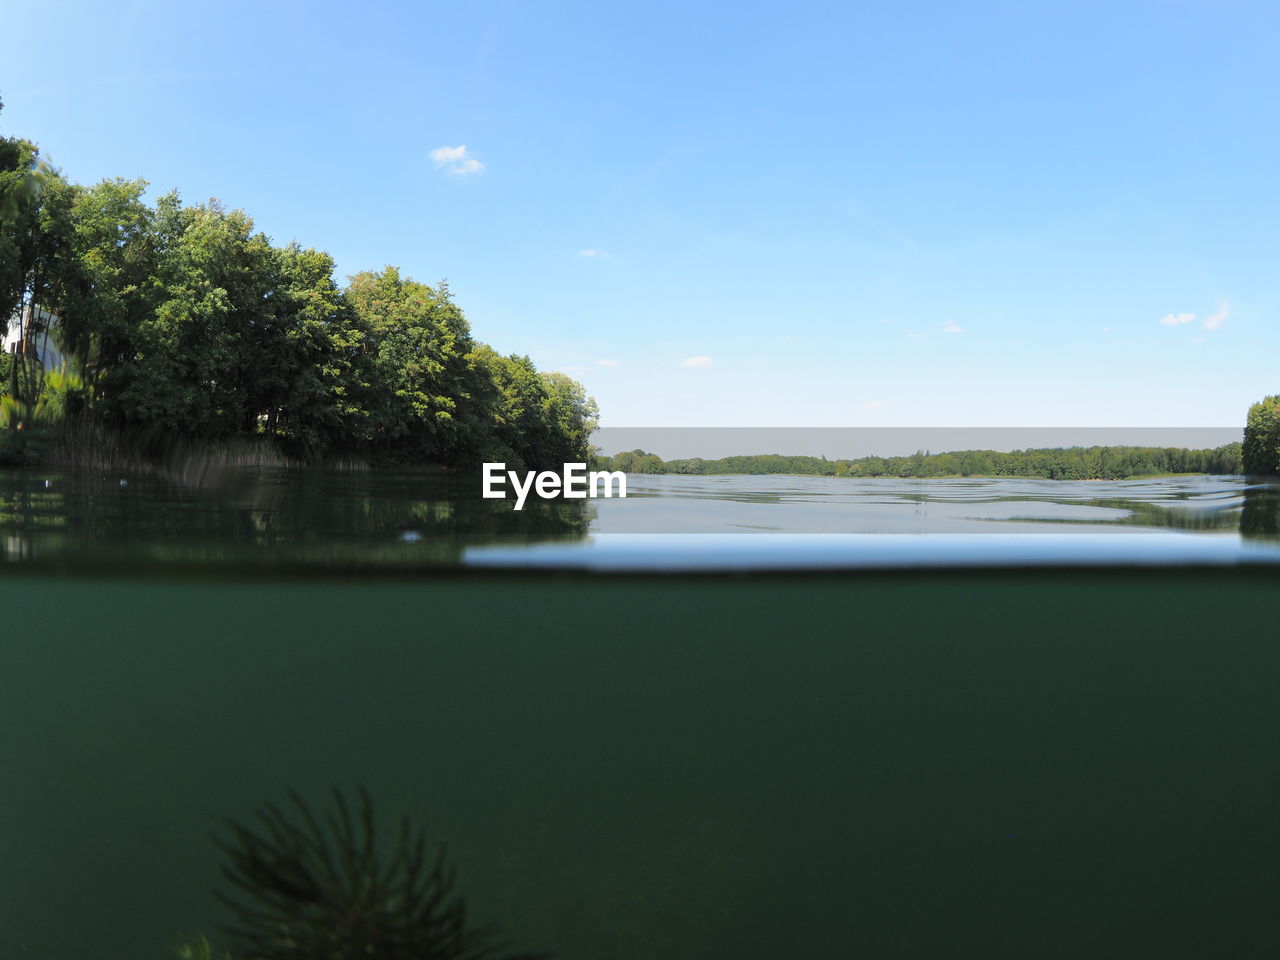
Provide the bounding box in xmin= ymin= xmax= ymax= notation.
xmin=4 ymin=571 xmax=1280 ymax=958
xmin=3 ymin=469 xmax=1280 ymax=957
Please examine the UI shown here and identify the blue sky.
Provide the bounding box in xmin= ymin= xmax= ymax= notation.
xmin=3 ymin=0 xmax=1276 ymax=427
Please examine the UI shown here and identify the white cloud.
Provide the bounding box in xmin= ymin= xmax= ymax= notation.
xmin=906 ymin=332 xmax=924 ymax=340
xmin=597 ymin=359 xmax=619 ymax=367
xmin=1101 ymin=327 xmax=1113 ymax=333
xmin=1203 ymin=303 xmax=1228 ymax=331
xmin=861 ymin=401 xmax=887 ymax=409
xmin=429 ymin=145 xmax=484 ymax=175
xmin=1191 ymin=337 xmax=1206 ymax=344
xmin=679 ymin=355 xmax=713 ymax=368
xmin=579 ymin=249 xmax=609 ymax=257
xmin=1159 ymin=312 xmax=1195 ymax=326
xmin=430 ymin=145 xmax=468 ymax=164
xmin=941 ymin=321 xmax=964 ymax=334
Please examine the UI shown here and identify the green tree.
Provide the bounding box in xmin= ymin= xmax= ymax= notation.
xmin=1243 ymin=396 xmax=1280 ymax=475
xmin=1 ymin=102 xmax=75 ymax=419
xmin=539 ymin=370 xmax=599 ymax=465
xmin=97 ymin=194 xmax=278 ymax=441
xmin=54 ymin=177 xmax=155 ymax=396
xmin=2 ymin=101 xmax=593 ymax=466
xmin=0 ymin=95 xmax=44 ymax=321
xmin=260 ymin=243 xmax=374 ymax=458
xmin=346 ymin=268 xmax=473 ymax=461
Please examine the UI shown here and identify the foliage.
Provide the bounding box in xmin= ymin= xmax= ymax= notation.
xmin=459 ymin=350 xmax=599 ymax=472
xmin=538 ymin=372 xmax=600 ymax=468
xmin=35 ymin=368 xmax=88 ymax=420
xmin=598 ymin=444 xmax=1246 ymax=480
xmin=1242 ymin=396 xmax=1280 ymax=475
xmin=266 ymin=243 xmax=373 ymax=459
xmin=212 ymin=788 xmax=548 ymax=960
xmin=0 ymin=367 xmax=82 ymax=464
xmin=0 ymin=417 xmax=52 ymax=466
xmin=0 ymin=95 xmax=46 ymax=322
xmin=0 ymin=100 xmax=597 ymax=468
xmin=1 ymin=96 xmax=72 ymax=417
xmin=346 ymin=268 xmax=473 ymax=461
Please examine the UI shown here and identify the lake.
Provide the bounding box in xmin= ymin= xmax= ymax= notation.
xmin=3 ymin=469 xmax=1280 ymax=958
xmin=4 ymin=468 xmax=1280 ymax=573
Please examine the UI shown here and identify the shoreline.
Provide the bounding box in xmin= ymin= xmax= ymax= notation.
xmin=618 ymin=470 xmax=1224 ymax=481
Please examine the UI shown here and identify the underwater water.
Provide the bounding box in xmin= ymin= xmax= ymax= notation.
xmin=3 ymin=469 xmax=1280 ymax=958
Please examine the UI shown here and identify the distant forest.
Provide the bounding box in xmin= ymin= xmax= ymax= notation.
xmin=600 ymin=444 xmax=1245 ymax=480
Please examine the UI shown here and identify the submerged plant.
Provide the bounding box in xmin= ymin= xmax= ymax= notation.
xmin=213 ymin=787 xmax=548 ymax=960
xmin=172 ymin=934 xmax=235 ymax=960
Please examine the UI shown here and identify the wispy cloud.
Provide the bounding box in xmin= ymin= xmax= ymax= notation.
xmin=1159 ymin=312 xmax=1195 ymax=326
xmin=429 ymin=145 xmax=484 ymax=175
xmin=941 ymin=321 xmax=964 ymax=334
xmin=679 ymin=355 xmax=713 ymax=368
xmin=1203 ymin=303 xmax=1228 ymax=331
xmin=597 ymin=359 xmax=619 ymax=367
xmin=579 ymin=249 xmax=609 ymax=257
xmin=558 ymin=365 xmax=591 ymax=374
xmin=861 ymin=400 xmax=887 ymax=410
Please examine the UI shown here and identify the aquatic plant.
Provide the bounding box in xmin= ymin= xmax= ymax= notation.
xmin=213 ymin=787 xmax=548 ymax=960
xmin=172 ymin=934 xmax=235 ymax=960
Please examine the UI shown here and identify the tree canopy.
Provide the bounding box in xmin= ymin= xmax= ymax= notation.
xmin=0 ymin=99 xmax=596 ymax=469
xmin=1243 ymin=396 xmax=1280 ymax=475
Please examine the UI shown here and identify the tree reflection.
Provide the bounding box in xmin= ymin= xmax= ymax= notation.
xmin=1240 ymin=484 xmax=1280 ymax=539
xmin=0 ymin=467 xmax=595 ymax=573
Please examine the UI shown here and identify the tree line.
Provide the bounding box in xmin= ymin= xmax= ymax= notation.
xmin=1 ymin=97 xmax=596 ymax=469
xmin=601 ymin=444 xmax=1245 ymax=480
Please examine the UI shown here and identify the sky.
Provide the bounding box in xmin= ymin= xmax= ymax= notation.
xmin=2 ymin=0 xmax=1277 ymax=428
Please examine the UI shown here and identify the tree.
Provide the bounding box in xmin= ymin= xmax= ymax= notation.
xmin=1243 ymin=396 xmax=1280 ymax=475
xmin=92 ymin=194 xmax=279 ymax=441
xmin=266 ymin=243 xmax=374 ymax=458
xmin=346 ymin=268 xmax=474 ymax=461
xmin=2 ymin=99 xmax=598 ymax=467
xmin=0 ymin=95 xmax=43 ymax=321
xmin=54 ymin=177 xmax=155 ymax=396
xmin=538 ymin=370 xmax=599 ymax=466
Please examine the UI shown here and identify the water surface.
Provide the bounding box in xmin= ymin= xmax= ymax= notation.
xmin=3 ymin=468 xmax=1280 ymax=573
xmin=5 ymin=468 xmax=1280 ymax=958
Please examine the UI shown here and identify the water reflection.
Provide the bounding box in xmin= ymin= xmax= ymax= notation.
xmin=3 ymin=469 xmax=1280 ymax=574
xmin=0 ymin=467 xmax=595 ymax=571
xmin=1241 ymin=484 xmax=1280 ymax=540
xmin=591 ymin=474 xmax=1263 ymax=535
